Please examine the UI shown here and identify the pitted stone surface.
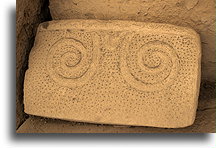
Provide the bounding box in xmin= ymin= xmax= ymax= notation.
xmin=49 ymin=0 xmax=215 ymax=82
xmin=24 ymin=20 xmax=201 ymax=128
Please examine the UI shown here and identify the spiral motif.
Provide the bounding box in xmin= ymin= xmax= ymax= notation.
xmin=120 ymin=39 xmax=179 ymax=91
xmin=47 ymin=37 xmax=100 ymax=88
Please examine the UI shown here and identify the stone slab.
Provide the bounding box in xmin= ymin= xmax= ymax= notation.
xmin=24 ymin=20 xmax=201 ymax=128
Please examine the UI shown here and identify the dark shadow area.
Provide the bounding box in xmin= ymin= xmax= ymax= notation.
xmin=197 ymin=81 xmax=215 ymax=111
xmin=199 ymin=81 xmax=215 ymax=97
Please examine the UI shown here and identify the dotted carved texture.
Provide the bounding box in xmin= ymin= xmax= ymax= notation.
xmin=24 ymin=20 xmax=201 ymax=128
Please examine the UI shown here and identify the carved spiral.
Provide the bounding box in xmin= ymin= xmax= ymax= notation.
xmin=120 ymin=40 xmax=179 ymax=91
xmin=47 ymin=38 xmax=99 ymax=88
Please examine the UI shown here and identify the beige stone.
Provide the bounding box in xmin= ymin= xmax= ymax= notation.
xmin=24 ymin=20 xmax=201 ymax=128
xmin=49 ymin=0 xmax=215 ymax=82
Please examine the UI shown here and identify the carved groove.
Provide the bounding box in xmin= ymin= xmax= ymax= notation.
xmin=120 ymin=37 xmax=179 ymax=91
xmin=46 ymin=37 xmax=100 ymax=88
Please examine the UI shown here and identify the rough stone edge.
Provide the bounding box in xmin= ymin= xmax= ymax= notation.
xmin=17 ymin=82 xmax=215 ymax=133
xmin=16 ymin=109 xmax=215 ymax=133
xmin=38 ymin=20 xmax=199 ymax=38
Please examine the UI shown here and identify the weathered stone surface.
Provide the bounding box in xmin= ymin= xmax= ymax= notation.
xmin=49 ymin=0 xmax=215 ymax=82
xmin=18 ymin=82 xmax=216 ymax=133
xmin=24 ymin=20 xmax=201 ymax=128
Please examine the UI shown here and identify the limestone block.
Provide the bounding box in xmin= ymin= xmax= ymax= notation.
xmin=24 ymin=20 xmax=201 ymax=128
